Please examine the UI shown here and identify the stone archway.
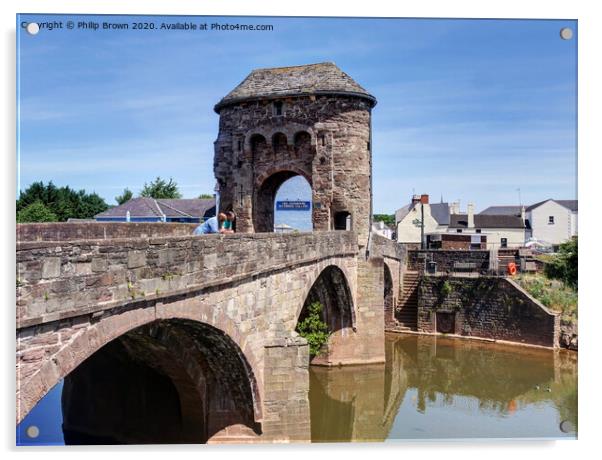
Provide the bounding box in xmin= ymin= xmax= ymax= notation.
xmin=60 ymin=319 xmax=260 ymax=445
xmin=253 ymin=169 xmax=312 ymax=233
xmin=296 ymin=265 xmax=355 ymax=364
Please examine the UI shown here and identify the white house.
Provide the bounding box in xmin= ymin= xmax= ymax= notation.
xmin=525 ymin=199 xmax=577 ymax=245
xmin=448 ymin=203 xmax=527 ymax=249
xmin=395 ymin=195 xmax=450 ymax=244
xmin=372 ymin=221 xmax=395 ymax=239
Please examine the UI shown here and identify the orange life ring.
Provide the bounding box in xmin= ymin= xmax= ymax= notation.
xmin=507 ymin=262 xmax=517 ymax=276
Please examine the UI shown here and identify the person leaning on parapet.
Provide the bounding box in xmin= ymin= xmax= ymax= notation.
xmin=194 ymin=212 xmax=228 ymax=235
xmin=222 ymin=210 xmax=236 ymax=234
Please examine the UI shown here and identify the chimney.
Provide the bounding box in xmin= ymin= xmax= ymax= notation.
xmin=450 ymin=201 xmax=459 ymax=215
xmin=411 ymin=194 xmax=421 ymax=205
xmin=520 ymin=205 xmax=526 ymax=222
xmin=420 ymin=194 xmax=429 ymax=204
xmin=467 ymin=203 xmax=475 ymax=228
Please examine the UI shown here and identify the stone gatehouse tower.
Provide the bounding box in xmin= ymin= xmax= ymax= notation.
xmin=213 ymin=62 xmax=377 ymax=247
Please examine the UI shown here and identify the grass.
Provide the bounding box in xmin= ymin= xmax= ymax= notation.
xmin=515 ymin=273 xmax=577 ymax=325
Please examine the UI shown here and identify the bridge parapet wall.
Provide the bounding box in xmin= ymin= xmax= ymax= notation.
xmin=17 ymin=231 xmax=358 ymax=327
xmin=370 ymin=234 xmax=406 ymax=262
xmin=17 ymin=222 xmax=198 ymax=242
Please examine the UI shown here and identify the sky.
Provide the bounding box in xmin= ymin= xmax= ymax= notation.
xmin=17 ymin=15 xmax=577 ymax=214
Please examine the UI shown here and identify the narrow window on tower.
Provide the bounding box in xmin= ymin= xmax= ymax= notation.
xmin=273 ymin=101 xmax=283 ymax=116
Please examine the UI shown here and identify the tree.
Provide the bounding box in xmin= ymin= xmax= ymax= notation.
xmin=545 ymin=237 xmax=578 ymax=290
xmin=16 ymin=181 xmax=109 ymax=221
xmin=296 ymin=301 xmax=329 ymax=357
xmin=16 ymin=181 xmax=59 ymax=213
xmin=198 ymin=193 xmax=214 ymax=199
xmin=17 ymin=201 xmax=58 ymax=223
xmin=373 ymin=214 xmax=395 ymax=227
xmin=115 ymin=188 xmax=133 ymax=205
xmin=140 ymin=177 xmax=182 ymax=199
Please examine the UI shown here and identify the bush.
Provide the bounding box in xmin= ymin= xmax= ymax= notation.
xmin=544 ymin=238 xmax=577 ymax=290
xmin=441 ymin=280 xmax=453 ymax=297
xmin=17 ymin=201 xmax=58 ymax=223
xmin=516 ymin=273 xmax=577 ymax=325
xmin=296 ymin=301 xmax=329 ymax=358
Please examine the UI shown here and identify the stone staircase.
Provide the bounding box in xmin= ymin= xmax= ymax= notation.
xmin=394 ymin=271 xmax=420 ymax=331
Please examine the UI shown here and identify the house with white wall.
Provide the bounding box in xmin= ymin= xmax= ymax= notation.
xmin=448 ymin=204 xmax=527 ymax=249
xmin=372 ymin=221 xmax=395 ymax=239
xmin=395 ymin=194 xmax=449 ymax=244
xmin=481 ymin=199 xmax=577 ymax=245
xmin=525 ymin=199 xmax=577 ymax=245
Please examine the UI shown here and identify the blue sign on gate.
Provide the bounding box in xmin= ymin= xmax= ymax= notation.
xmin=276 ymin=200 xmax=311 ymax=211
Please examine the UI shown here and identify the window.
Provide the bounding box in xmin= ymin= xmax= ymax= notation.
xmin=273 ymin=101 xmax=283 ymax=116
xmin=501 ymin=238 xmax=508 ymax=248
xmin=334 ymin=211 xmax=352 ymax=230
xmin=476 ymin=229 xmax=482 ymax=233
xmin=548 ymin=215 xmax=555 ymax=224
xmin=456 ymin=229 xmax=462 ymax=233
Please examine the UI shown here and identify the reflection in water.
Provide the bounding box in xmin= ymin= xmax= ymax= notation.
xmin=17 ymin=333 xmax=577 ymax=444
xmin=309 ymin=334 xmax=577 ymax=442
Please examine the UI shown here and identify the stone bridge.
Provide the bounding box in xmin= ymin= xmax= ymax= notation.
xmin=16 ymin=223 xmax=404 ymax=443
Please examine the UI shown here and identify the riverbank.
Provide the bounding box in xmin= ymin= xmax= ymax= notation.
xmin=515 ymin=273 xmax=578 ymax=350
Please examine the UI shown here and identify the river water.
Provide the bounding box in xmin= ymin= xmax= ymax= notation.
xmin=310 ymin=333 xmax=577 ymax=442
xmin=17 ymin=333 xmax=577 ymax=445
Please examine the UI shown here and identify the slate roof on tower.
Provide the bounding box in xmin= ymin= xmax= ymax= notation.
xmin=215 ymin=62 xmax=376 ymax=112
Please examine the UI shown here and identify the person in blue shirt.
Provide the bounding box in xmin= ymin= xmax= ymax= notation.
xmin=194 ymin=213 xmax=227 ymax=235
xmin=222 ymin=211 xmax=237 ymax=234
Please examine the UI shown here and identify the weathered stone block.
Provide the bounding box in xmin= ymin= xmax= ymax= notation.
xmin=42 ymin=257 xmax=61 ymax=279
xmin=91 ymin=257 xmax=108 ymax=272
xmin=127 ymin=251 xmax=146 ymax=269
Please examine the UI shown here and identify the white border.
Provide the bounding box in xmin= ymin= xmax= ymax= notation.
xmin=3 ymin=1 xmax=600 ymax=459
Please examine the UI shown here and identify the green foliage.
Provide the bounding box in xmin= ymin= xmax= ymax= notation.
xmin=16 ymin=181 xmax=108 ymax=221
xmin=198 ymin=193 xmax=214 ymax=199
xmin=441 ymin=280 xmax=453 ymax=297
xmin=544 ymin=238 xmax=577 ymax=290
xmin=140 ymin=177 xmax=182 ymax=199
xmin=17 ymin=201 xmax=58 ymax=223
xmin=296 ymin=301 xmax=329 ymax=358
xmin=115 ymin=188 xmax=133 ymax=205
xmin=373 ymin=214 xmax=395 ymax=227
xmin=516 ymin=273 xmax=578 ymax=325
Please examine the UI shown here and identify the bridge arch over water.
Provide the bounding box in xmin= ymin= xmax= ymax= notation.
xmin=61 ymin=318 xmax=260 ymax=444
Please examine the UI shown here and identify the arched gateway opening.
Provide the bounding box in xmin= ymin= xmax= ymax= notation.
xmin=254 ymin=170 xmax=312 ymax=233
xmin=60 ymin=319 xmax=259 ymax=444
xmin=296 ymin=265 xmax=355 ymax=362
